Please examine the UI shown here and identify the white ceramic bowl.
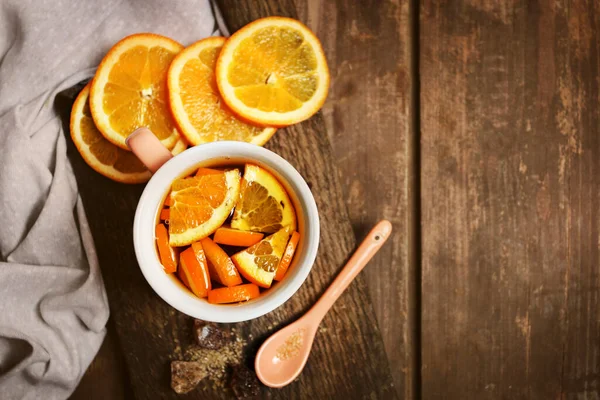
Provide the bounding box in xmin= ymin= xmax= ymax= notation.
xmin=133 ymin=141 xmax=319 ymax=323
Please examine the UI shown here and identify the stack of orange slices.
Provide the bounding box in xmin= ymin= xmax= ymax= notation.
xmin=70 ymin=17 xmax=329 ymax=183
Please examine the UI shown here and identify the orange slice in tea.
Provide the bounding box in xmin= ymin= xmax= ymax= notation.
xmin=208 ymin=283 xmax=260 ymax=304
xmin=159 ymin=208 xmax=170 ymax=221
xmin=168 ymin=169 xmax=241 ymax=246
xmin=215 ymin=17 xmax=330 ymax=126
xmin=167 ymin=37 xmax=276 ymax=146
xmin=70 ymin=83 xmax=186 ymax=184
xmin=90 ymin=33 xmax=184 ymax=149
xmin=199 ymin=237 xmax=242 ymax=287
xmin=274 ymin=230 xmax=300 ymax=281
xmin=231 ymin=164 xmax=296 ymax=233
xmin=231 ymin=227 xmax=291 ymax=288
xmin=196 ymin=167 xmax=223 ymax=176
xmin=155 ymin=223 xmax=177 ymax=273
xmin=213 ymin=226 xmax=264 ymax=247
xmin=179 ymin=244 xmax=211 ymax=298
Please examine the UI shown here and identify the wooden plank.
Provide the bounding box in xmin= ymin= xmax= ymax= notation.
xmin=296 ymin=0 xmax=417 ymax=397
xmin=58 ymin=0 xmax=397 ymax=397
xmin=420 ymin=1 xmax=600 ymax=398
xmin=70 ymin=319 xmax=132 ymax=400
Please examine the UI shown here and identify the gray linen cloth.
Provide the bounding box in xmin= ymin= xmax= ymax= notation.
xmin=0 ymin=1 xmax=220 ymax=398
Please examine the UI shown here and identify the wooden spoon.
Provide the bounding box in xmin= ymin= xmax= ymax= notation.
xmin=254 ymin=220 xmax=393 ymax=388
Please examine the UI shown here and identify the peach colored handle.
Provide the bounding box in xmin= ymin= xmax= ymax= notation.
xmin=308 ymin=220 xmax=393 ymax=324
xmin=126 ymin=127 xmax=173 ymax=173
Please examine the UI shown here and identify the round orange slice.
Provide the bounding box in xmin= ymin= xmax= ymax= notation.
xmin=90 ymin=33 xmax=184 ymax=150
xmin=231 ymin=228 xmax=292 ymax=288
xmin=70 ymin=83 xmax=186 ymax=184
xmin=231 ymin=164 xmax=296 ymax=233
xmin=169 ymin=169 xmax=241 ymax=246
xmin=167 ymin=37 xmax=276 ymax=146
xmin=215 ymin=17 xmax=330 ymax=127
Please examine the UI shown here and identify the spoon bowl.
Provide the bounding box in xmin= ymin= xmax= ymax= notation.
xmin=255 ymin=220 xmax=392 ymax=388
xmin=254 ymin=319 xmax=316 ymax=388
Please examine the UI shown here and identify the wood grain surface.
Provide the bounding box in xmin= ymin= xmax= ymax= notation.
xmin=296 ymin=1 xmax=417 ymax=397
xmin=60 ymin=0 xmax=397 ymax=397
xmin=66 ymin=0 xmax=600 ymax=399
xmin=420 ymin=1 xmax=599 ymax=398
xmin=70 ymin=319 xmax=133 ymax=399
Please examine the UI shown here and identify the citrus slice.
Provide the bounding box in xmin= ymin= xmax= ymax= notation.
xmin=231 ymin=164 xmax=296 ymax=233
xmin=70 ymin=83 xmax=186 ymax=184
xmin=170 ymin=137 xmax=188 ymax=154
xmin=199 ymin=237 xmax=242 ymax=287
xmin=196 ymin=167 xmax=223 ymax=176
xmin=169 ymin=169 xmax=241 ymax=246
xmin=159 ymin=208 xmax=170 ymax=221
xmin=179 ymin=244 xmax=211 ymax=298
xmin=155 ymin=223 xmax=177 ymax=273
xmin=213 ymin=226 xmax=264 ymax=247
xmin=168 ymin=37 xmax=276 ymax=146
xmin=215 ymin=17 xmax=330 ymax=126
xmin=274 ymin=230 xmax=300 ymax=281
xmin=90 ymin=33 xmax=184 ymax=149
xmin=231 ymin=228 xmax=291 ymax=288
xmin=207 ymin=283 xmax=260 ymax=304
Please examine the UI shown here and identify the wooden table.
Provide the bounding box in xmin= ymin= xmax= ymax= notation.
xmin=70 ymin=0 xmax=599 ymax=398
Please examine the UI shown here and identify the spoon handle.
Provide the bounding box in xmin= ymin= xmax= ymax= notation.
xmin=309 ymin=220 xmax=392 ymax=323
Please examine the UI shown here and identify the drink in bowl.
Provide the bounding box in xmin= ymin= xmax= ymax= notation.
xmin=130 ymin=128 xmax=319 ymax=323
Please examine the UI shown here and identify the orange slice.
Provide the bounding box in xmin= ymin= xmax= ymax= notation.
xmin=199 ymin=237 xmax=242 ymax=287
xmin=155 ymin=223 xmax=177 ymax=273
xmin=168 ymin=37 xmax=276 ymax=146
xmin=164 ymin=192 xmax=173 ymax=206
xmin=70 ymin=83 xmax=186 ymax=184
xmin=196 ymin=167 xmax=223 ymax=176
xmin=231 ymin=164 xmax=296 ymax=233
xmin=170 ymin=138 xmax=188 ymax=154
xmin=215 ymin=17 xmax=330 ymax=126
xmin=159 ymin=208 xmax=170 ymax=221
xmin=213 ymin=227 xmax=264 ymax=247
xmin=90 ymin=33 xmax=184 ymax=149
xmin=179 ymin=244 xmax=211 ymax=298
xmin=178 ymin=265 xmax=191 ymax=288
xmin=231 ymin=228 xmax=291 ymax=288
xmin=207 ymin=283 xmax=260 ymax=304
xmin=169 ymin=170 xmax=241 ymax=246
xmin=274 ymin=231 xmax=300 ymax=281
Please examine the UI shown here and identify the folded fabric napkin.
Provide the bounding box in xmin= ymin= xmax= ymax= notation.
xmin=0 ymin=1 xmax=221 ymax=398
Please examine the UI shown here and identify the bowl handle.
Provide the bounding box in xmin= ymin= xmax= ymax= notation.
xmin=126 ymin=127 xmax=173 ymax=173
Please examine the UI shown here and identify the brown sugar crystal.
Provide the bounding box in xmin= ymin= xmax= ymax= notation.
xmin=182 ymin=335 xmax=245 ymax=390
xmin=171 ymin=361 xmax=207 ymax=394
xmin=171 ymin=321 xmax=246 ymax=393
xmin=275 ymin=328 xmax=305 ymax=361
xmin=194 ymin=319 xmax=231 ymax=350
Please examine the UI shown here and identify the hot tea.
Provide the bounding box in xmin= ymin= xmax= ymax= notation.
xmin=155 ymin=162 xmax=300 ymax=304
